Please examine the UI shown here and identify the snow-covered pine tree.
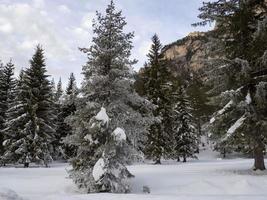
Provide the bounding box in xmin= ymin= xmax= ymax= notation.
xmin=58 ymin=73 xmax=78 ymax=159
xmin=0 ymin=70 xmax=29 ymax=166
xmin=186 ymin=72 xmax=215 ymax=137
xmin=66 ymin=73 xmax=77 ymax=96
xmin=50 ymin=78 xmax=56 ymax=100
xmin=65 ymin=0 xmax=155 ymax=193
xmin=174 ymin=87 xmax=198 ymax=162
xmin=0 ymin=60 xmax=16 ymax=155
xmin=2 ymin=46 xmax=56 ymax=167
xmin=24 ymin=45 xmax=56 ymax=166
xmin=55 ymin=78 xmax=63 ymax=102
xmin=52 ymin=77 xmax=66 ymax=160
xmin=197 ymin=0 xmax=267 ymax=170
xmin=141 ymin=34 xmax=173 ymax=164
xmin=0 ymin=62 xmax=3 ymax=155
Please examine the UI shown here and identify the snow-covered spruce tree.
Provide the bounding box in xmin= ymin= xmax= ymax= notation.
xmin=2 ymin=46 xmax=56 ymax=167
xmin=197 ymin=0 xmax=267 ymax=170
xmin=186 ymin=71 xmax=215 ymax=137
xmin=0 ymin=60 xmax=16 ymax=155
xmin=0 ymin=70 xmax=29 ymax=165
xmin=0 ymin=62 xmax=3 ymax=155
xmin=52 ymin=77 xmax=66 ymax=160
xmin=24 ymin=45 xmax=56 ymax=166
xmin=50 ymin=78 xmax=56 ymax=100
xmin=141 ymin=34 xmax=174 ymax=164
xmin=174 ymin=87 xmax=198 ymax=163
xmin=65 ymin=0 xmax=154 ymax=193
xmin=55 ymin=78 xmax=63 ymax=102
xmin=58 ymin=73 xmax=78 ymax=159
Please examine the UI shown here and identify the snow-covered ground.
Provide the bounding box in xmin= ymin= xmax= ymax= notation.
xmin=1 ymin=151 xmax=267 ymax=200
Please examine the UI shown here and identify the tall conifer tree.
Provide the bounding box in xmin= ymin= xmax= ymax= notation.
xmin=142 ymin=34 xmax=173 ymax=164
xmin=55 ymin=78 xmax=63 ymax=102
xmin=58 ymin=73 xmax=78 ymax=159
xmin=196 ymin=0 xmax=267 ymax=170
xmin=174 ymin=87 xmax=198 ymax=162
xmin=1 ymin=46 xmax=56 ymax=167
xmin=0 ymin=60 xmax=16 ymax=155
xmin=65 ymin=0 xmax=154 ymax=193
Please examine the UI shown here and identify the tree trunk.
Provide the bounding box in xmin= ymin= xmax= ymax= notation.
xmin=254 ymin=145 xmax=265 ymax=171
xmin=154 ymin=158 xmax=161 ymax=164
xmin=183 ymin=155 xmax=186 ymax=163
xmin=177 ymin=157 xmax=180 ymax=162
xmin=223 ymin=148 xmax=226 ymax=158
xmin=24 ymin=163 xmax=29 ymax=168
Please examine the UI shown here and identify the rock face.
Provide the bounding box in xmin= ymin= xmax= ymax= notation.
xmin=160 ymin=2 xmax=267 ymax=74
xmin=162 ymin=31 xmax=217 ymax=73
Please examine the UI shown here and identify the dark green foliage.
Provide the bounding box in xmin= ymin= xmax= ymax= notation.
xmin=66 ymin=0 xmax=154 ymax=192
xmin=57 ymin=73 xmax=78 ymax=159
xmin=1 ymin=46 xmax=56 ymax=167
xmin=197 ymin=0 xmax=267 ymax=170
xmin=142 ymin=34 xmax=175 ymax=163
xmin=0 ymin=70 xmax=29 ymax=165
xmin=174 ymin=87 xmax=198 ymax=162
xmin=55 ymin=78 xmax=63 ymax=102
xmin=0 ymin=60 xmax=16 ymax=155
xmin=186 ymin=72 xmax=216 ymax=137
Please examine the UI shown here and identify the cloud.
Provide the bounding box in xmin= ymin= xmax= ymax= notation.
xmin=138 ymin=41 xmax=151 ymax=57
xmin=0 ymin=0 xmax=212 ymax=86
xmin=17 ymin=40 xmax=39 ymax=51
xmin=81 ymin=13 xmax=95 ymax=30
xmin=0 ymin=1 xmax=78 ymax=85
xmin=58 ymin=5 xmax=71 ymax=14
xmin=0 ymin=19 xmax=13 ymax=34
xmin=33 ymin=0 xmax=45 ymax=9
xmin=0 ymin=2 xmax=72 ymax=58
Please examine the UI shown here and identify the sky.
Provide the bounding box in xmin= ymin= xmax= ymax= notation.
xmin=0 ymin=0 xmax=212 ymax=86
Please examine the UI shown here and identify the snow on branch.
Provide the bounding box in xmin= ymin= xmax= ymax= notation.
xmin=223 ymin=114 xmax=246 ymax=141
xmin=112 ymin=127 xmax=126 ymax=141
xmin=218 ymin=100 xmax=233 ymax=115
xmin=245 ymin=91 xmax=252 ymax=104
xmin=95 ymin=107 xmax=109 ymax=125
xmin=209 ymin=100 xmax=233 ymax=124
xmin=92 ymin=158 xmax=106 ymax=181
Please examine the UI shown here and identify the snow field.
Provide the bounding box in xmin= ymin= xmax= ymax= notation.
xmin=1 ymin=157 xmax=267 ymax=200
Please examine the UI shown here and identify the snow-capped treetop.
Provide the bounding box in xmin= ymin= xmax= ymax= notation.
xmin=92 ymin=158 xmax=106 ymax=182
xmin=112 ymin=127 xmax=126 ymax=141
xmin=95 ymin=107 xmax=109 ymax=125
xmin=245 ymin=92 xmax=252 ymax=104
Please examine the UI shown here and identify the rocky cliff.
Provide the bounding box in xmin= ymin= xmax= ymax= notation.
xmin=161 ymin=31 xmax=218 ymax=73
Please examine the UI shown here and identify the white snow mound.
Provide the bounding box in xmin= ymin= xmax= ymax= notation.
xmin=92 ymin=158 xmax=106 ymax=181
xmin=0 ymin=188 xmax=23 ymax=200
xmin=95 ymin=107 xmax=109 ymax=125
xmin=112 ymin=127 xmax=126 ymax=141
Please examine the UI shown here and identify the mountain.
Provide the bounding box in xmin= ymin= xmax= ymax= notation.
xmin=162 ymin=31 xmax=218 ymax=74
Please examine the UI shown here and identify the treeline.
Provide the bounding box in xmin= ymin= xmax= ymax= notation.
xmin=0 ymin=46 xmax=78 ymax=167
xmin=0 ymin=0 xmax=267 ymax=194
xmin=0 ymin=0 xmax=205 ymax=193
